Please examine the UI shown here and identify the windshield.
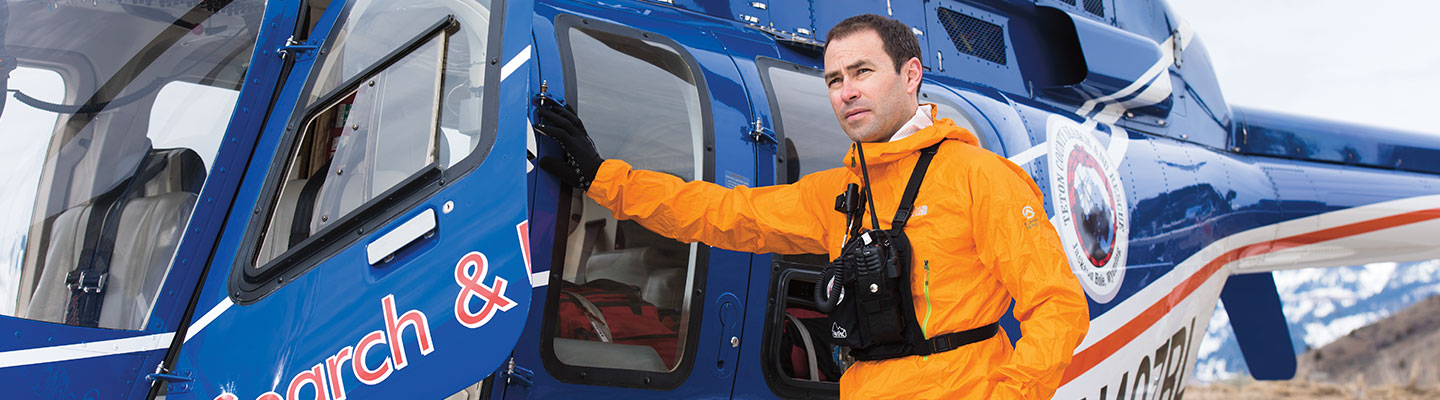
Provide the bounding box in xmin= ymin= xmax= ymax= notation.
xmin=0 ymin=0 xmax=263 ymax=329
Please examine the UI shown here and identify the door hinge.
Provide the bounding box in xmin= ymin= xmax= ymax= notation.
xmin=504 ymin=357 xmax=534 ymax=387
xmin=277 ymin=36 xmax=323 ymax=61
xmin=747 ymin=118 xmax=778 ymax=149
xmin=147 ymin=362 xmax=195 ymax=394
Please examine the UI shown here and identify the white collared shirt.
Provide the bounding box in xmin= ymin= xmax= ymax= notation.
xmin=887 ymin=104 xmax=935 ymax=142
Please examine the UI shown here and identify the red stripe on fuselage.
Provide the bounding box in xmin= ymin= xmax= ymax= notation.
xmin=1061 ymin=207 xmax=1440 ymax=384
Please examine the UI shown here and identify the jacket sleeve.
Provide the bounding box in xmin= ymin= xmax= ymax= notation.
xmin=968 ymin=156 xmax=1091 ymax=399
xmin=585 ymin=159 xmax=834 ymax=255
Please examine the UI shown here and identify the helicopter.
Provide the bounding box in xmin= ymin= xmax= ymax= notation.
xmin=2 ymin=0 xmax=1439 ymax=399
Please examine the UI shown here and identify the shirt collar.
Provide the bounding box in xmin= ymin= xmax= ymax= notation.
xmin=887 ymin=104 xmax=935 ymax=143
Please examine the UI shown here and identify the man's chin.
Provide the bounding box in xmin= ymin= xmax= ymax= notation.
xmin=845 ymin=131 xmax=888 ymax=143
xmin=842 ymin=125 xmax=882 ymax=142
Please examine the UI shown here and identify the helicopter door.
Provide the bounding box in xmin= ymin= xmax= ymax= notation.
xmin=504 ymin=3 xmax=757 ymax=398
xmin=166 ymin=0 xmax=538 ymax=399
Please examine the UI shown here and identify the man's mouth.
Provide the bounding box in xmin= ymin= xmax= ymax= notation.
xmin=845 ymin=108 xmax=870 ymax=122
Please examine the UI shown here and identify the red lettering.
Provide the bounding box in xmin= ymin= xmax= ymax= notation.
xmin=382 ymin=294 xmax=434 ymax=370
xmin=222 ymin=286 xmax=457 ymax=400
xmin=454 ymin=252 xmax=516 ymax=328
xmin=517 ymin=221 xmax=532 ymax=276
xmin=353 ymin=330 xmax=392 ymax=385
xmin=326 ymin=346 xmax=353 ymax=400
xmin=287 ymin=363 xmax=329 ymax=400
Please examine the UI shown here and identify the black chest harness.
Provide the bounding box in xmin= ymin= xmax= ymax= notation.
xmin=815 ymin=141 xmax=999 ymax=361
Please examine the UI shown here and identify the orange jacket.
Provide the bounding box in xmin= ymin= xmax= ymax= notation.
xmin=587 ymin=116 xmax=1089 ymax=399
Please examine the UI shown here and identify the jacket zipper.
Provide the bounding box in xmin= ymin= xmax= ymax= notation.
xmin=922 ymin=259 xmax=933 ymax=361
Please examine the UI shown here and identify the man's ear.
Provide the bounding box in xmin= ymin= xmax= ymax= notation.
xmin=903 ymin=57 xmax=923 ymax=95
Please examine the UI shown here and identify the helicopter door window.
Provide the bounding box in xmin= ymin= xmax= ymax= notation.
xmin=540 ymin=22 xmax=708 ymax=385
xmin=236 ymin=0 xmax=502 ymax=292
xmin=250 ymin=29 xmax=449 ymax=270
xmin=0 ymin=0 xmax=265 ymax=330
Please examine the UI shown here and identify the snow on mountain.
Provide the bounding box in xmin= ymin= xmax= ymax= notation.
xmin=1194 ymin=259 xmax=1440 ymax=382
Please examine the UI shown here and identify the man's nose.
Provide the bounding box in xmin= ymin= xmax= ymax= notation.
xmin=840 ymin=81 xmax=861 ymax=102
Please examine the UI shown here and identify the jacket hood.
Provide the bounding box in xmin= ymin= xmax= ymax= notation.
xmin=843 ymin=109 xmax=980 ymax=173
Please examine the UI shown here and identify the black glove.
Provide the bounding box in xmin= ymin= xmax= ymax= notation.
xmin=533 ymin=97 xmax=604 ymax=190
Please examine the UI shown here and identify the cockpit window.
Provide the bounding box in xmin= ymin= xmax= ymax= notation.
xmin=0 ymin=0 xmax=263 ymax=330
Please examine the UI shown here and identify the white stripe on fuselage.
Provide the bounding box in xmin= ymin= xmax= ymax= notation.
xmin=185 ymin=297 xmax=234 ymax=343
xmin=500 ymin=45 xmax=531 ymax=82
xmin=0 ymin=333 xmax=174 ymax=368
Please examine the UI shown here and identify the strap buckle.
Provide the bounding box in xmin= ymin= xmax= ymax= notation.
xmin=928 ymin=333 xmax=956 ymax=353
xmin=65 ymin=270 xmax=108 ymax=294
xmin=925 ymin=321 xmax=1000 ymax=354
xmin=892 ymin=208 xmax=912 ymax=225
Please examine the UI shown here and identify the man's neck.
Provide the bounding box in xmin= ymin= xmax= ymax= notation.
xmin=885 ymin=104 xmax=933 ymax=143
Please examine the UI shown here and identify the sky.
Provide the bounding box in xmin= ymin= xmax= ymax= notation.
xmin=1166 ymin=0 xmax=1440 ymax=135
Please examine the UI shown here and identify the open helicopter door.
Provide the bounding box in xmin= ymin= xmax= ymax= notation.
xmin=161 ymin=0 xmax=539 ymax=399
xmin=0 ymin=1 xmax=289 ymax=399
xmin=502 ymin=1 xmax=763 ymax=398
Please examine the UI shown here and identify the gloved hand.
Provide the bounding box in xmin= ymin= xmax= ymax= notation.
xmin=533 ymin=97 xmax=604 ymax=190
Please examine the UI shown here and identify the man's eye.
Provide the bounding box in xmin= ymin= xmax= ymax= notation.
xmin=828 ymin=78 xmax=841 ymax=86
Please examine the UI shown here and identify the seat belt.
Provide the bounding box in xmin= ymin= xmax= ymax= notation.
xmin=785 ymin=313 xmax=821 ymax=381
xmin=562 ymin=290 xmax=613 ymax=343
xmin=64 ymin=151 xmax=167 ymax=327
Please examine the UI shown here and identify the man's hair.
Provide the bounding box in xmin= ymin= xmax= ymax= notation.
xmin=825 ymin=14 xmax=923 ymax=75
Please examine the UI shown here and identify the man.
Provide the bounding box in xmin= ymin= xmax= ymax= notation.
xmin=535 ymin=14 xmax=1088 ymax=399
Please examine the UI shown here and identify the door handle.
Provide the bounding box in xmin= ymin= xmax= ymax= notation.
xmin=715 ymin=292 xmax=741 ymax=376
xmin=366 ymin=208 xmax=437 ymax=265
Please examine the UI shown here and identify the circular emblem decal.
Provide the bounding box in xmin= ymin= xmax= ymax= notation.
xmin=1047 ymin=115 xmax=1129 ymax=303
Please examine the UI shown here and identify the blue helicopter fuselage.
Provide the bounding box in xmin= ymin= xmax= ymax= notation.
xmin=1 ymin=1 xmax=1437 ymax=399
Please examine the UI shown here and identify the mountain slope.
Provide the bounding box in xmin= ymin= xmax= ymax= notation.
xmin=1195 ymin=259 xmax=1440 ymax=382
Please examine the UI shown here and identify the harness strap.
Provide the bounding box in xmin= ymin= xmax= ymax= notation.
xmin=892 ymin=142 xmax=942 ymax=230
xmin=924 ymin=321 xmax=1000 ymax=354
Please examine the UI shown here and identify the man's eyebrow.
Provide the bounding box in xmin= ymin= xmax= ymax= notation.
xmin=845 ymin=60 xmax=873 ymax=72
xmin=824 ymin=60 xmax=875 ymax=81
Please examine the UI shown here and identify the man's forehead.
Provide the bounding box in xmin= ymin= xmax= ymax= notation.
xmin=823 ymin=30 xmax=886 ymax=73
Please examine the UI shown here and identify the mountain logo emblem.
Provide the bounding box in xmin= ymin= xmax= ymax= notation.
xmin=1047 ymin=115 xmax=1130 ymax=304
xmin=831 ymin=322 xmax=848 ymax=339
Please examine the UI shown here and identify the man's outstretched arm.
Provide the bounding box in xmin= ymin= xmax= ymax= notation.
xmin=534 ymin=99 xmax=834 ymax=255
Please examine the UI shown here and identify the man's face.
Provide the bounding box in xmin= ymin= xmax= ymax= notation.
xmin=824 ymin=29 xmax=921 ymax=143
